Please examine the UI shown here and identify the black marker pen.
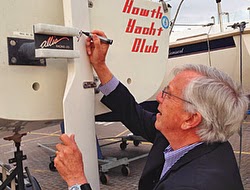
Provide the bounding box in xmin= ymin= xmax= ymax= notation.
xmin=82 ymin=31 xmax=113 ymax=45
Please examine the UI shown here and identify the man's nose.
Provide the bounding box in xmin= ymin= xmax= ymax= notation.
xmin=156 ymin=91 xmax=163 ymax=103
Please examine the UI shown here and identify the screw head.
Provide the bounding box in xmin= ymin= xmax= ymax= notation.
xmin=10 ymin=40 xmax=16 ymax=46
xmin=88 ymin=1 xmax=93 ymax=8
xmin=40 ymin=59 xmax=45 ymax=65
xmin=11 ymin=57 xmax=17 ymax=64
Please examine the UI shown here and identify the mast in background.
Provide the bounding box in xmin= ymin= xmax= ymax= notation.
xmin=216 ymin=0 xmax=224 ymax=32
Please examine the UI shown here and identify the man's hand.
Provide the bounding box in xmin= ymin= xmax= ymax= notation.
xmin=54 ymin=134 xmax=88 ymax=187
xmin=85 ymin=30 xmax=109 ymax=69
xmin=85 ymin=30 xmax=113 ymax=85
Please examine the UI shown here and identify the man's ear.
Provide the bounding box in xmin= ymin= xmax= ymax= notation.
xmin=181 ymin=112 xmax=202 ymax=130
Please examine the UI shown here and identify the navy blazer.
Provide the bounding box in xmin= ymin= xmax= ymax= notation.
xmin=101 ymin=83 xmax=244 ymax=190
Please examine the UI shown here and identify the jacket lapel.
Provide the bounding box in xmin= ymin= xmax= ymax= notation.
xmin=139 ymin=132 xmax=169 ymax=189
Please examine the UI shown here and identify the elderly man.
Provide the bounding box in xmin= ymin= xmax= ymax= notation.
xmin=54 ymin=30 xmax=249 ymax=190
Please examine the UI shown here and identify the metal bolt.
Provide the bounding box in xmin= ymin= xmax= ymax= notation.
xmin=10 ymin=40 xmax=16 ymax=46
xmin=94 ymin=76 xmax=99 ymax=82
xmin=94 ymin=88 xmax=100 ymax=94
xmin=11 ymin=57 xmax=17 ymax=64
xmin=40 ymin=59 xmax=45 ymax=65
xmin=88 ymin=0 xmax=93 ymax=8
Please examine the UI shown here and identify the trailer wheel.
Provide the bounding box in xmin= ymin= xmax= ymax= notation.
xmin=133 ymin=140 xmax=140 ymax=146
xmin=121 ymin=165 xmax=130 ymax=176
xmin=100 ymin=172 xmax=109 ymax=185
xmin=49 ymin=161 xmax=57 ymax=172
xmin=120 ymin=142 xmax=127 ymax=150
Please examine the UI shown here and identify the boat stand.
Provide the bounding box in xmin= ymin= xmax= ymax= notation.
xmin=0 ymin=133 xmax=41 ymax=190
xmin=37 ymin=133 xmax=149 ymax=185
xmin=0 ymin=133 xmax=27 ymax=190
xmin=37 ymin=143 xmax=57 ymax=172
xmin=98 ymin=134 xmax=149 ymax=185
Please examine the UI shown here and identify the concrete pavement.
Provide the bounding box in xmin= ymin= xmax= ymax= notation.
xmin=0 ymin=117 xmax=249 ymax=190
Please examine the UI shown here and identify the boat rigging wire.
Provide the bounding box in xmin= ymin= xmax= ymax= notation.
xmin=205 ymin=25 xmax=213 ymax=67
xmin=238 ymin=21 xmax=246 ymax=170
xmin=169 ymin=0 xmax=185 ymax=35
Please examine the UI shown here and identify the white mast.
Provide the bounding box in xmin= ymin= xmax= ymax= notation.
xmin=216 ymin=0 xmax=224 ymax=32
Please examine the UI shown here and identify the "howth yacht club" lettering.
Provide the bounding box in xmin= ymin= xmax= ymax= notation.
xmin=122 ymin=0 xmax=165 ymax=53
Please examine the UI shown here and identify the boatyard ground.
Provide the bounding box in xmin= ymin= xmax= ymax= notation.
xmin=0 ymin=116 xmax=249 ymax=190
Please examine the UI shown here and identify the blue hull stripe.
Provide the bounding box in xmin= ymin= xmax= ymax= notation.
xmin=169 ymin=36 xmax=236 ymax=58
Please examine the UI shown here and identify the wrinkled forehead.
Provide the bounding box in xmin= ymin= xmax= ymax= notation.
xmin=169 ymin=70 xmax=202 ymax=92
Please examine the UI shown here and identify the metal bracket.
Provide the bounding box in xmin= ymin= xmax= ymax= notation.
xmin=83 ymin=81 xmax=97 ymax=89
xmin=7 ymin=37 xmax=46 ymax=66
xmin=159 ymin=0 xmax=168 ymax=13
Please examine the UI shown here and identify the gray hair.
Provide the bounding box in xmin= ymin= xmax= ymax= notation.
xmin=173 ymin=64 xmax=249 ymax=143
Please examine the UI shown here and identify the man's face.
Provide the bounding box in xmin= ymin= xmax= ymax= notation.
xmin=155 ymin=70 xmax=201 ymax=138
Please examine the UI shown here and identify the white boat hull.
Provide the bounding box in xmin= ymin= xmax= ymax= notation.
xmin=168 ymin=28 xmax=250 ymax=92
xmin=0 ymin=0 xmax=171 ymax=136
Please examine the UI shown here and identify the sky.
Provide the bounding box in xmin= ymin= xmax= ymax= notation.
xmin=163 ymin=0 xmax=250 ymax=26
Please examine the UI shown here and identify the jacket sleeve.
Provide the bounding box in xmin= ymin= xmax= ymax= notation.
xmin=101 ymin=82 xmax=157 ymax=143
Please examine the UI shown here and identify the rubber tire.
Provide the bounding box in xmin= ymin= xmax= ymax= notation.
xmin=100 ymin=173 xmax=109 ymax=185
xmin=49 ymin=162 xmax=57 ymax=172
xmin=121 ymin=165 xmax=130 ymax=176
xmin=120 ymin=142 xmax=127 ymax=150
xmin=133 ymin=140 xmax=140 ymax=146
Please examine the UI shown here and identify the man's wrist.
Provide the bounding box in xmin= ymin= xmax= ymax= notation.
xmin=68 ymin=183 xmax=92 ymax=190
xmin=99 ymin=76 xmax=119 ymax=96
xmin=93 ymin=64 xmax=113 ymax=85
